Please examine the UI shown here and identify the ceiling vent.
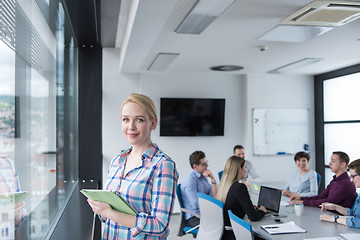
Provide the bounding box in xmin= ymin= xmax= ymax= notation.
xmin=281 ymin=1 xmax=360 ymax=26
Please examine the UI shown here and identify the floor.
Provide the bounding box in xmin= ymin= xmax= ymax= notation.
xmin=168 ymin=213 xmax=196 ymax=240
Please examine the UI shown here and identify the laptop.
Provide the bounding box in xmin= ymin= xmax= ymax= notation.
xmin=257 ymin=186 xmax=282 ymax=215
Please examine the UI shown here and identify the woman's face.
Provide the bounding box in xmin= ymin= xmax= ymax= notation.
xmin=239 ymin=162 xmax=247 ymax=179
xmin=296 ymin=157 xmax=309 ymax=171
xmin=121 ymin=101 xmax=157 ymax=147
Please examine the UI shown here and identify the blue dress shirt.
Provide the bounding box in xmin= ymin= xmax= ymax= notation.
xmin=181 ymin=169 xmax=212 ymax=220
xmin=346 ymin=193 xmax=360 ymax=228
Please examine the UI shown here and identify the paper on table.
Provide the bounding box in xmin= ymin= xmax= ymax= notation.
xmin=303 ymin=237 xmax=339 ymax=240
xmin=341 ymin=233 xmax=360 ymax=240
xmin=261 ymin=221 xmax=306 ymax=235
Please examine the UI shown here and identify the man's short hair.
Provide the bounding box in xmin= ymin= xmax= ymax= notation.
xmin=189 ymin=151 xmax=205 ymax=168
xmin=348 ymin=159 xmax=360 ymax=174
xmin=233 ymin=145 xmax=244 ymax=154
xmin=333 ymin=151 xmax=350 ymax=166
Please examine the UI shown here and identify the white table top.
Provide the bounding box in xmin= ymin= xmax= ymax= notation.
xmin=248 ymin=205 xmax=360 ymax=240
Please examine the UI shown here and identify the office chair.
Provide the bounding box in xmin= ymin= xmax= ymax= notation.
xmin=228 ymin=210 xmax=254 ymax=240
xmin=218 ymin=170 xmax=223 ymax=181
xmin=317 ymin=172 xmax=321 ymax=188
xmin=176 ymin=184 xmax=199 ymax=237
xmin=196 ymin=193 xmax=224 ymax=240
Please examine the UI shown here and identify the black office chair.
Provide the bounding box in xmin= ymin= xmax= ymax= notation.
xmin=176 ymin=184 xmax=199 ymax=238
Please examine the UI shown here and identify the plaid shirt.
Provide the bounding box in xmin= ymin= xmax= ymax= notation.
xmin=103 ymin=144 xmax=178 ymax=239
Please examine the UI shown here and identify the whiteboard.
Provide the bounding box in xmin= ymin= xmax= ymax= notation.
xmin=252 ymin=108 xmax=309 ymax=156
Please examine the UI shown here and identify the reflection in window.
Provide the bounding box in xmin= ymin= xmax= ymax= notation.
xmin=0 ymin=41 xmax=15 ymax=159
xmin=0 ymin=0 xmax=78 ymax=239
xmin=323 ymin=72 xmax=360 ymax=185
xmin=324 ymin=123 xmax=360 ymax=165
xmin=324 ymin=72 xmax=360 ymax=122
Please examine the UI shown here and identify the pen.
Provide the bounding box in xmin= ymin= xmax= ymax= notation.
xmin=265 ymin=226 xmax=279 ymax=229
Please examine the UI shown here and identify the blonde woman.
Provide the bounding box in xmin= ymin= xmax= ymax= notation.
xmin=218 ymin=156 xmax=266 ymax=240
xmin=87 ymin=93 xmax=179 ymax=239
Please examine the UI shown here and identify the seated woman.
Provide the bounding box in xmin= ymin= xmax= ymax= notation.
xmin=217 ymin=156 xmax=267 ymax=240
xmin=320 ymin=159 xmax=360 ymax=228
xmin=283 ymin=151 xmax=318 ymax=200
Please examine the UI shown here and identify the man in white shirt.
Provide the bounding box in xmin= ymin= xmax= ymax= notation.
xmin=233 ymin=145 xmax=259 ymax=180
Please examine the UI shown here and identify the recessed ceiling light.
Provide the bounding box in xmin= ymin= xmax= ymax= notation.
xmin=210 ymin=65 xmax=244 ymax=71
xmin=268 ymin=58 xmax=323 ymax=74
xmin=147 ymin=53 xmax=179 ymax=71
xmin=258 ymin=25 xmax=333 ymax=43
xmin=176 ymin=0 xmax=235 ymax=34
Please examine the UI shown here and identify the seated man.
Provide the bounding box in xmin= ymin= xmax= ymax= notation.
xmin=291 ymin=151 xmax=356 ymax=208
xmin=233 ymin=145 xmax=259 ymax=180
xmin=181 ymin=151 xmax=218 ymax=228
xmin=320 ymin=158 xmax=360 ymax=228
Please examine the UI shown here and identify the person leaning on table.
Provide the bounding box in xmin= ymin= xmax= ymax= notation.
xmin=217 ymin=156 xmax=267 ymax=240
xmin=283 ymin=151 xmax=318 ymax=199
xmin=290 ymin=151 xmax=356 ymax=209
xmin=320 ymin=159 xmax=360 ymax=228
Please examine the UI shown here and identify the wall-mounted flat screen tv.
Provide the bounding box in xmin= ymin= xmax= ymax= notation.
xmin=160 ymin=98 xmax=225 ymax=136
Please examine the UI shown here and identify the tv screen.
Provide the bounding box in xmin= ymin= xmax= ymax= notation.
xmin=160 ymin=98 xmax=225 ymax=136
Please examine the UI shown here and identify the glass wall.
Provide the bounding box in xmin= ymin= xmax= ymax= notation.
xmin=322 ymin=72 xmax=360 ymax=186
xmin=0 ymin=0 xmax=78 ymax=239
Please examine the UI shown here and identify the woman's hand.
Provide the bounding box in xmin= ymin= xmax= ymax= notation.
xmin=283 ymin=190 xmax=292 ymax=197
xmin=15 ymin=201 xmax=25 ymax=225
xmin=258 ymin=206 xmax=267 ymax=213
xmin=283 ymin=191 xmax=300 ymax=200
xmin=87 ymin=199 xmax=113 ymax=220
xmin=289 ymin=199 xmax=303 ymax=205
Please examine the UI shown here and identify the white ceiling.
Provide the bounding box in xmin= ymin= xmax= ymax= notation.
xmin=113 ymin=0 xmax=360 ymax=75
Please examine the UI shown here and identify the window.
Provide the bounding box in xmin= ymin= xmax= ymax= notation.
xmin=0 ymin=0 xmax=78 ymax=238
xmin=315 ymin=67 xmax=360 ymax=187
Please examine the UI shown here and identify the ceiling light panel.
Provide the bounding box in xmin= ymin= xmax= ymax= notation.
xmin=147 ymin=53 xmax=179 ymax=71
xmin=268 ymin=58 xmax=324 ymax=74
xmin=175 ymin=0 xmax=235 ymax=34
xmin=258 ymin=25 xmax=333 ymax=43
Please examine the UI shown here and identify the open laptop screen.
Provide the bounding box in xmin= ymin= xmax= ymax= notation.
xmin=257 ymin=186 xmax=282 ymax=213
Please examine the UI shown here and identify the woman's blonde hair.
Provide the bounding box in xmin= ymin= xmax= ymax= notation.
xmin=121 ymin=93 xmax=158 ymax=122
xmin=217 ymin=156 xmax=245 ymax=203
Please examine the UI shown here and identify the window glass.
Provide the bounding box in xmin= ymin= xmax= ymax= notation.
xmin=324 ymin=123 xmax=360 ymax=165
xmin=324 ymin=122 xmax=360 ymax=185
xmin=324 ymin=167 xmax=333 ymax=188
xmin=0 ymin=0 xmax=78 ymax=239
xmin=323 ymin=72 xmax=360 ymax=121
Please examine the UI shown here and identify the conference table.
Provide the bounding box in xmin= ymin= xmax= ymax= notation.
xmin=246 ymin=181 xmax=360 ymax=239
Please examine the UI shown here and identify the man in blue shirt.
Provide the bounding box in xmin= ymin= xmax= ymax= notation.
xmin=181 ymin=151 xmax=218 ymax=228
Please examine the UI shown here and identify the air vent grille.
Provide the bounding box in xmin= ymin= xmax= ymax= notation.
xmin=281 ymin=0 xmax=360 ymax=26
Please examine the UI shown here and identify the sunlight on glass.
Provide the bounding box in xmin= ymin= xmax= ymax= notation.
xmin=324 ymin=123 xmax=360 ymax=166
xmin=0 ymin=41 xmax=15 ymax=159
xmin=324 ymin=72 xmax=360 ymax=121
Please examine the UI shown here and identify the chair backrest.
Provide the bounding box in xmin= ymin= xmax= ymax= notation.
xmin=228 ymin=210 xmax=253 ymax=240
xmin=176 ymin=184 xmax=198 ymax=236
xmin=218 ymin=171 xmax=223 ymax=181
xmin=317 ymin=172 xmax=321 ymax=188
xmin=196 ymin=193 xmax=224 ymax=240
xmin=176 ymin=184 xmax=185 ymax=211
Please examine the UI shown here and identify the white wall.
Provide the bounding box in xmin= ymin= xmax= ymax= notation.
xmin=102 ymin=48 xmax=315 ymax=211
xmin=244 ymin=74 xmax=315 ymax=181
